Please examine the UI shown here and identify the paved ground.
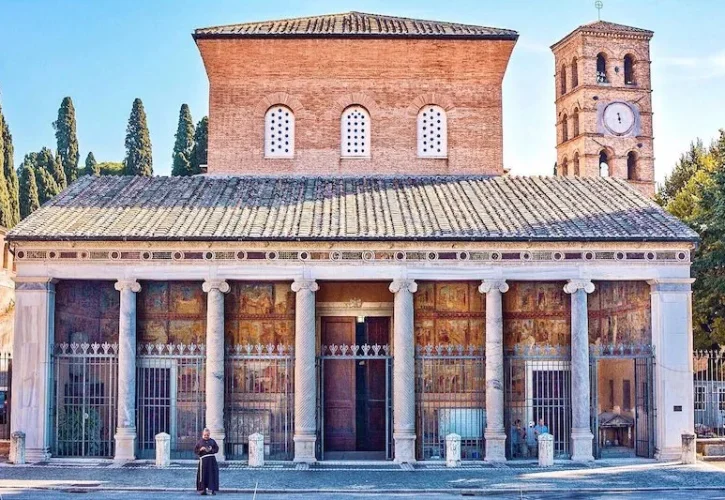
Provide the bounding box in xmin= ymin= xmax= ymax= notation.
xmin=1 ymin=459 xmax=725 ymax=498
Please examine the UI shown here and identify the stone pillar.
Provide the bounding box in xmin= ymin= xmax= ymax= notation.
xmin=10 ymin=431 xmax=26 ymax=465
xmin=11 ymin=278 xmax=56 ymax=462
xmin=291 ymin=278 xmax=319 ymax=463
xmin=155 ymin=432 xmax=171 ymax=467
xmin=681 ymin=433 xmax=696 ymax=464
xmin=446 ymin=433 xmax=461 ymax=468
xmin=202 ymin=279 xmax=230 ymax=462
xmin=114 ymin=279 xmax=141 ymax=462
xmin=479 ymin=279 xmax=509 ymax=463
xmin=538 ymin=433 xmax=554 ymax=467
xmin=249 ymin=432 xmax=265 ymax=467
xmin=389 ymin=279 xmax=417 ymax=463
xmin=649 ymin=279 xmax=695 ymax=460
xmin=564 ymin=279 xmax=595 ymax=462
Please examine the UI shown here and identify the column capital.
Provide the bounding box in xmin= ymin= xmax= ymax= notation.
xmin=647 ymin=278 xmax=695 ymax=293
xmin=389 ymin=279 xmax=417 ymax=294
xmin=15 ymin=277 xmax=58 ymax=291
xmin=114 ymin=279 xmax=141 ymax=293
xmin=478 ymin=279 xmax=509 ymax=294
xmin=202 ymin=279 xmax=230 ymax=294
xmin=291 ymin=278 xmax=319 ymax=293
xmin=564 ymin=279 xmax=594 ymax=295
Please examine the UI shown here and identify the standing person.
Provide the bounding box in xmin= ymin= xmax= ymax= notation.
xmin=534 ymin=417 xmax=549 ymax=440
xmin=195 ymin=428 xmax=220 ymax=496
xmin=510 ymin=419 xmax=524 ymax=458
xmin=525 ymin=420 xmax=537 ymax=458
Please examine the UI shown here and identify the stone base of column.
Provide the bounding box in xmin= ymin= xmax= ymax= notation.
xmin=655 ymin=447 xmax=684 ymax=462
xmin=25 ymin=448 xmax=51 ymax=463
xmin=293 ymin=435 xmax=317 ymax=463
xmin=114 ymin=427 xmax=137 ymax=462
xmin=394 ymin=433 xmax=416 ymax=464
xmin=570 ymin=428 xmax=594 ymax=462
xmin=210 ymin=429 xmax=226 ymax=462
xmin=484 ymin=430 xmax=507 ymax=463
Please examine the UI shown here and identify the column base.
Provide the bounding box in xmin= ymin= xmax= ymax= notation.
xmin=394 ymin=433 xmax=416 ymax=464
xmin=484 ymin=429 xmax=507 ymax=463
xmin=570 ymin=428 xmax=594 ymax=462
xmin=655 ymin=447 xmax=687 ymax=462
xmin=25 ymin=448 xmax=51 ymax=463
xmin=209 ymin=429 xmax=226 ymax=462
xmin=293 ymin=435 xmax=317 ymax=463
xmin=114 ymin=427 xmax=137 ymax=462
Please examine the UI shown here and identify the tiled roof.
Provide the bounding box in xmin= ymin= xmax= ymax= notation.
xmin=193 ymin=11 xmax=518 ymax=40
xmin=579 ymin=20 xmax=653 ymax=36
xmin=7 ymin=175 xmax=697 ymax=243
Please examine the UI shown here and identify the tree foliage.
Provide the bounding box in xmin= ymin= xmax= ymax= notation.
xmin=191 ymin=116 xmax=208 ymax=174
xmin=0 ymin=107 xmax=19 ymax=227
xmin=84 ymin=152 xmax=99 ymax=176
xmin=53 ymin=96 xmax=78 ymax=185
xmin=96 ymin=161 xmax=124 ymax=176
xmin=171 ymin=104 xmax=195 ymax=176
xmin=0 ymin=122 xmax=12 ymax=228
xmin=123 ymin=98 xmax=153 ymax=176
xmin=19 ymin=162 xmax=40 ymax=219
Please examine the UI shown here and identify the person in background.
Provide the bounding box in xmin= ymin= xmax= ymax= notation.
xmin=195 ymin=428 xmax=220 ymax=496
xmin=534 ymin=417 xmax=549 ymax=441
xmin=526 ymin=420 xmax=537 ymax=457
xmin=510 ymin=419 xmax=522 ymax=457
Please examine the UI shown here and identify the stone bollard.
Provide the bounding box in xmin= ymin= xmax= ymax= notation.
xmin=249 ymin=432 xmax=265 ymax=467
xmin=681 ymin=432 xmax=697 ymax=464
xmin=446 ymin=433 xmax=461 ymax=468
xmin=10 ymin=431 xmax=25 ymax=465
xmin=155 ymin=432 xmax=171 ymax=467
xmin=538 ymin=433 xmax=554 ymax=467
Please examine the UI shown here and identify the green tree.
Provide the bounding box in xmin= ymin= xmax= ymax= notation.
xmin=123 ymin=98 xmax=153 ymax=176
xmin=171 ymin=104 xmax=195 ymax=176
xmin=53 ymin=97 xmax=79 ymax=185
xmin=0 ymin=106 xmax=19 ymax=227
xmin=19 ymin=163 xmax=40 ymax=219
xmin=655 ymin=140 xmax=707 ymax=207
xmin=84 ymin=152 xmax=99 ymax=176
xmin=96 ymin=161 xmax=124 ymax=176
xmin=0 ymin=120 xmax=12 ymax=228
xmin=35 ymin=163 xmax=61 ymax=205
xmin=33 ymin=147 xmax=66 ymax=189
xmin=191 ymin=116 xmax=208 ymax=174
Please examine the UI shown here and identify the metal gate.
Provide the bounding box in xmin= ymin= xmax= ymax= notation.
xmin=136 ymin=343 xmax=205 ymax=459
xmin=0 ymin=351 xmax=11 ymax=440
xmin=590 ymin=344 xmax=654 ymax=459
xmin=504 ymin=345 xmax=572 ymax=459
xmin=224 ymin=344 xmax=294 ymax=460
xmin=51 ymin=342 xmax=118 ymax=457
xmin=415 ymin=345 xmax=485 ymax=460
xmin=694 ymin=350 xmax=725 ymax=437
xmin=317 ymin=343 xmax=393 ymax=460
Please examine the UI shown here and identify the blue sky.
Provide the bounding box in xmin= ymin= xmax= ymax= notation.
xmin=1 ymin=0 xmax=724 ymax=183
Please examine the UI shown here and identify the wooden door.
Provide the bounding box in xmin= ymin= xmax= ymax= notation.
xmin=322 ymin=317 xmax=356 ymax=451
xmin=360 ymin=317 xmax=389 ymax=451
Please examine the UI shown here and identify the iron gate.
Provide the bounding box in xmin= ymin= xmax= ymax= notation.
xmin=590 ymin=344 xmax=654 ymax=458
xmin=317 ymin=343 xmax=393 ymax=460
xmin=51 ymin=342 xmax=118 ymax=457
xmin=415 ymin=345 xmax=485 ymax=460
xmin=0 ymin=351 xmax=11 ymax=440
xmin=224 ymin=343 xmax=294 ymax=460
xmin=136 ymin=343 xmax=205 ymax=459
xmin=504 ymin=345 xmax=572 ymax=459
xmin=694 ymin=350 xmax=725 ymax=437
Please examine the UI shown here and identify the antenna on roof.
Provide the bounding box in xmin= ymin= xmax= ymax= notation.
xmin=595 ymin=0 xmax=604 ymax=20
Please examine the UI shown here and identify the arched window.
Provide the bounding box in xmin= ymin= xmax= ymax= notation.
xmin=341 ymin=105 xmax=370 ymax=158
xmin=561 ymin=157 xmax=568 ymax=176
xmin=596 ymin=53 xmax=608 ymax=83
xmin=573 ymin=108 xmax=579 ymax=137
xmin=264 ymin=105 xmax=294 ymax=158
xmin=573 ymin=152 xmax=580 ymax=176
xmin=571 ymin=57 xmax=579 ymax=88
xmin=562 ymin=113 xmax=568 ymax=142
xmin=624 ymin=54 xmax=635 ymax=85
xmin=599 ymin=150 xmax=609 ymax=177
xmin=560 ymin=64 xmax=567 ymax=95
xmin=627 ymin=151 xmax=637 ymax=180
xmin=417 ymin=105 xmax=447 ymax=158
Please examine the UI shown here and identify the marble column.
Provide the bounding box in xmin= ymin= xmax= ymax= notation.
xmin=203 ymin=279 xmax=230 ymax=461
xmin=291 ymin=278 xmax=319 ymax=463
xmin=11 ymin=278 xmax=56 ymax=462
xmin=389 ymin=279 xmax=418 ymax=463
xmin=564 ymin=279 xmax=595 ymax=462
xmin=479 ymin=279 xmax=509 ymax=463
xmin=114 ymin=279 xmax=141 ymax=462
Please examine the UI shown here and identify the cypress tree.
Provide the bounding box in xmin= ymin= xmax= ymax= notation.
xmin=171 ymin=104 xmax=195 ymax=176
xmin=191 ymin=116 xmax=208 ymax=174
xmin=0 ymin=118 xmax=11 ymax=228
xmin=53 ymin=97 xmax=79 ymax=185
xmin=0 ymin=107 xmax=19 ymax=227
xmin=34 ymin=147 xmax=66 ymax=188
xmin=85 ymin=152 xmax=99 ymax=176
xmin=35 ymin=166 xmax=61 ymax=204
xmin=123 ymin=98 xmax=153 ymax=176
xmin=19 ymin=163 xmax=40 ymax=219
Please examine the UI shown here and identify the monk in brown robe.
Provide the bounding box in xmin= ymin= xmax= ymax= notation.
xmin=195 ymin=428 xmax=219 ymax=495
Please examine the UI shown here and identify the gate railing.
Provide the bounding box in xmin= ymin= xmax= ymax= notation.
xmin=224 ymin=343 xmax=294 ymax=460
xmin=0 ymin=351 xmax=11 ymax=440
xmin=136 ymin=343 xmax=205 ymax=459
xmin=51 ymin=342 xmax=118 ymax=457
xmin=694 ymin=350 xmax=725 ymax=437
xmin=415 ymin=344 xmax=485 ymax=461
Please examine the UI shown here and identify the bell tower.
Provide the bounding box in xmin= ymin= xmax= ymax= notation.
xmin=551 ymin=21 xmax=654 ymax=196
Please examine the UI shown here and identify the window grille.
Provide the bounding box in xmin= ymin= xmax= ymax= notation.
xmin=265 ymin=105 xmax=294 ymax=158
xmin=417 ymin=105 xmax=447 ymax=158
xmin=341 ymin=106 xmax=370 ymax=158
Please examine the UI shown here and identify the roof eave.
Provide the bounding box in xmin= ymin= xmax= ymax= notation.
xmin=192 ymin=32 xmax=519 ymax=42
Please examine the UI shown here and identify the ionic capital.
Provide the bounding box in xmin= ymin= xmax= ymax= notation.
xmin=564 ymin=279 xmax=595 ymax=295
xmin=389 ymin=279 xmax=418 ymax=295
xmin=478 ymin=279 xmax=509 ymax=294
xmin=202 ymin=279 xmax=230 ymax=294
xmin=291 ymin=279 xmax=319 ymax=293
xmin=115 ymin=279 xmax=141 ymax=293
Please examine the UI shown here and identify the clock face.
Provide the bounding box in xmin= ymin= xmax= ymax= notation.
xmin=603 ymin=102 xmax=635 ymax=136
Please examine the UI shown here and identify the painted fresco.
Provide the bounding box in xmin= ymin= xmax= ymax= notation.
xmin=414 ymin=282 xmax=485 ymax=347
xmin=54 ymin=280 xmax=119 ymax=344
xmin=503 ymin=281 xmax=570 ymax=348
xmin=589 ymin=281 xmax=651 ymax=346
xmin=224 ymin=282 xmax=295 ymax=346
xmin=137 ymin=281 xmax=206 ymax=345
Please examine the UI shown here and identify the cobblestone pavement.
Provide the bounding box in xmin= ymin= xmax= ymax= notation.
xmin=0 ymin=459 xmax=725 ymax=496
